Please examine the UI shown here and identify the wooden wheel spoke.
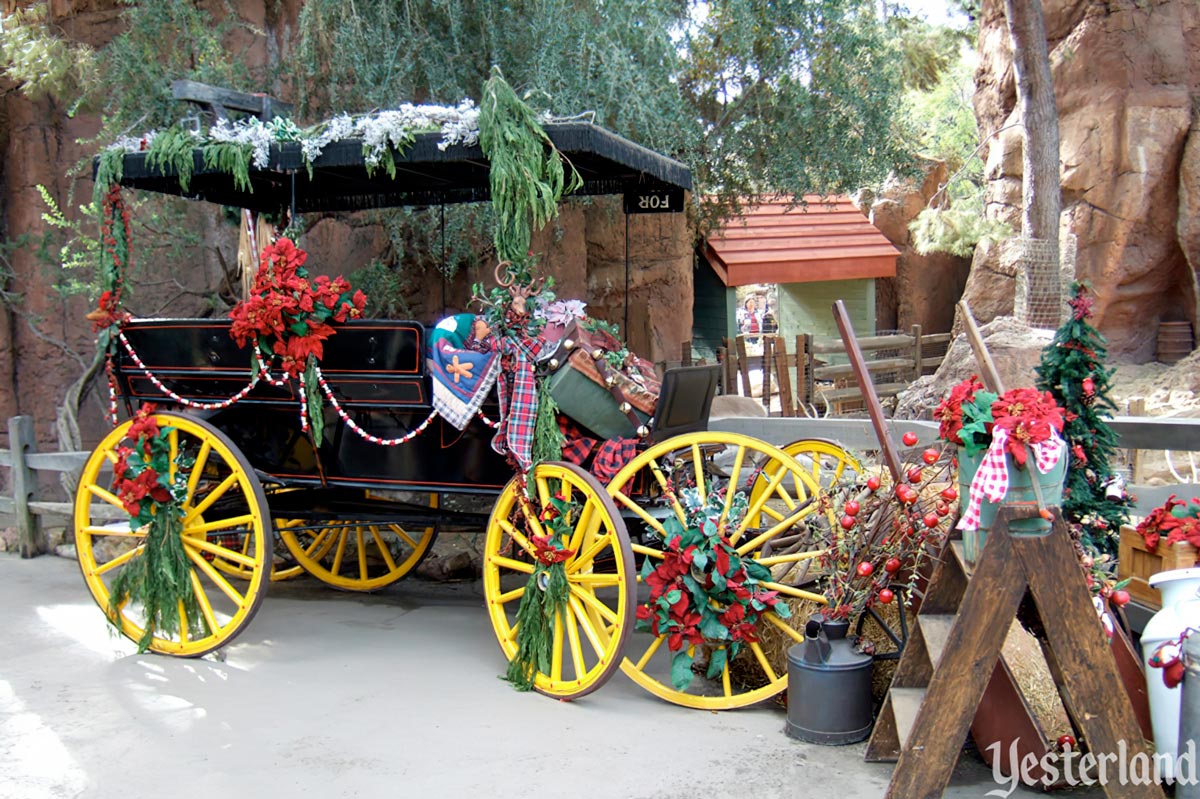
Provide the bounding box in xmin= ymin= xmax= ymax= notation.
xmin=330 ymin=529 xmax=349 ymax=575
xmin=498 ymin=518 xmax=538 ymax=559
xmin=489 ymin=554 xmax=535 ymax=574
xmin=92 ymin=544 xmax=145 ymax=576
xmin=567 ymin=498 xmax=596 ymax=554
xmin=563 ymin=605 xmax=586 ymax=678
xmin=566 ymin=533 xmax=612 ymax=575
xmin=755 ymin=549 xmax=825 ymax=567
xmin=81 ymin=524 xmax=140 ymax=538
xmin=631 ymin=542 xmax=666 ymax=560
xmin=568 ymin=572 xmax=620 ymax=587
xmin=185 ymin=440 xmax=212 ymax=503
xmin=721 ymin=648 xmax=733 ymax=697
xmin=748 ymin=641 xmax=778 ymax=682
xmin=690 ymin=443 xmax=706 ymax=505
xmin=190 ymin=570 xmax=219 ymax=635
xmin=370 ymin=527 xmax=400 ymax=572
xmin=736 ymin=511 xmax=811 ymax=557
xmin=186 ymin=536 xmax=257 ymax=569
xmin=721 ymin=445 xmax=748 ymax=524
xmin=568 ymin=583 xmax=617 ymax=624
xmin=390 ymin=525 xmax=418 ymax=550
xmin=177 ymin=599 xmax=188 ymax=643
xmin=550 ymin=610 xmax=564 ymax=682
xmin=186 ymin=548 xmax=247 ymax=607
xmin=495 ymin=584 xmax=526 ymax=605
xmin=763 ymin=612 xmax=807 ymax=644
xmin=86 ymin=483 xmax=130 ymax=514
xmin=611 ymin=490 xmax=667 ymax=537
xmin=356 ymin=527 xmax=368 ymax=581
xmin=633 ymin=632 xmax=666 ymax=671
xmin=569 ymin=595 xmax=605 ymax=657
xmin=185 ymin=514 xmax=255 ymax=535
xmin=759 ymin=580 xmax=826 ymax=603
xmin=732 ymin=465 xmax=787 ymax=544
xmin=168 ymin=429 xmax=180 ymax=484
xmin=183 ymin=473 xmax=239 ymax=525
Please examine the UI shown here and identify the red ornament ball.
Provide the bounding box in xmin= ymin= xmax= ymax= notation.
xmin=1057 ymin=734 xmax=1076 ymax=752
xmin=878 ymin=588 xmax=895 ymax=604
xmin=907 ymin=467 xmax=924 ymax=484
xmin=884 ymin=557 xmax=902 ymax=574
xmin=840 ymin=515 xmax=856 ymax=530
xmin=856 ymin=561 xmax=874 ymax=577
xmin=844 ymin=500 xmax=860 ymax=517
xmin=866 ymin=476 xmax=881 ymax=492
xmin=935 ymin=500 xmax=950 ymax=517
xmin=924 ymin=512 xmax=940 ymax=529
xmin=940 ymin=487 xmax=958 ymax=502
xmin=921 ymin=448 xmax=939 ymax=465
xmin=902 ymin=432 xmax=919 ymax=446
xmin=1112 ymin=589 xmax=1131 ymax=607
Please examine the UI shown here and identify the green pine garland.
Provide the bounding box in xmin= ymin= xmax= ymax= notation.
xmin=505 ymin=548 xmax=570 ymax=691
xmin=108 ymin=508 xmax=205 ymax=652
xmin=479 ymin=66 xmax=581 ymax=268
xmin=531 ymin=377 xmax=565 ymax=465
xmin=145 ymin=124 xmax=199 ymax=193
xmin=202 ymin=141 xmax=254 ymax=193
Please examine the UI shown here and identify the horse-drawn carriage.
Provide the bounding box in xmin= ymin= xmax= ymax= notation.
xmin=75 ymin=103 xmax=850 ymax=708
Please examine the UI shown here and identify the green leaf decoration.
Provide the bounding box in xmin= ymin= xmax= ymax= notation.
xmin=671 ymin=650 xmax=695 ymax=691
xmin=959 ymin=389 xmax=998 ymax=456
xmin=743 ymin=558 xmax=770 ymax=581
xmin=706 ymin=647 xmax=728 ymax=681
xmin=700 ymin=614 xmax=728 ymax=641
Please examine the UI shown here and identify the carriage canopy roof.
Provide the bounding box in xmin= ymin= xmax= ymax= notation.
xmin=103 ymin=122 xmax=692 ymax=215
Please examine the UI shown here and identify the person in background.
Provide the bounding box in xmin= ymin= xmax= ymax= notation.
xmin=738 ymin=296 xmax=762 ymax=345
xmin=762 ymin=302 xmax=777 ymax=335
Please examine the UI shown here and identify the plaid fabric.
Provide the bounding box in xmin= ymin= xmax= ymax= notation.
xmin=559 ymin=417 xmax=598 ymax=466
xmin=592 ymin=438 xmax=639 ymax=484
xmin=557 ymin=416 xmax=638 ymax=484
xmin=429 ymin=340 xmax=501 ymax=430
xmin=957 ymin=428 xmax=1065 ymax=532
xmin=493 ymin=335 xmax=541 ymax=471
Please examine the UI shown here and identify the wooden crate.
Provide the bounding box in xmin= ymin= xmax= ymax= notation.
xmin=1117 ymin=525 xmax=1199 ymax=609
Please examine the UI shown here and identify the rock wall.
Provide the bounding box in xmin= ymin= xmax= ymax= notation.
xmin=967 ymin=0 xmax=1200 ymax=359
xmin=0 ymin=3 xmax=692 ymax=450
xmin=865 ymin=162 xmax=973 ymax=335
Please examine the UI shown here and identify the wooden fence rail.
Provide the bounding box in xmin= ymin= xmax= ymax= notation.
xmin=688 ymin=328 xmax=953 ymax=416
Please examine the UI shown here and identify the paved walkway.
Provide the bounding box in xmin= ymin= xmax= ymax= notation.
xmin=1 ymin=554 xmax=1103 ymax=799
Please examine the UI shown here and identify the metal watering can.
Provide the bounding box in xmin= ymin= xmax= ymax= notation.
xmin=786 ymin=614 xmax=874 ymax=745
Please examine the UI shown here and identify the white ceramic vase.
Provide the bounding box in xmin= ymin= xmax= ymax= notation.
xmin=1141 ymin=566 xmax=1200 ymax=782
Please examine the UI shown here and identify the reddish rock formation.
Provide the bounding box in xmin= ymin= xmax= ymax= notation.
xmin=967 ymin=0 xmax=1200 ymax=359
xmin=865 ymin=162 xmax=972 ymax=335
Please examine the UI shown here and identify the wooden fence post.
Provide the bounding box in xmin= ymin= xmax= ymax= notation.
xmin=801 ymin=333 xmax=814 ymax=409
xmin=774 ymin=336 xmax=794 ymax=417
xmin=9 ymin=415 xmax=44 ymax=558
xmin=735 ymin=335 xmax=751 ymax=397
xmin=911 ymin=324 xmax=923 ymax=381
xmin=719 ymin=344 xmax=732 ymax=394
xmin=682 ymin=341 xmax=693 ymax=367
xmin=761 ymin=336 xmax=774 ymax=411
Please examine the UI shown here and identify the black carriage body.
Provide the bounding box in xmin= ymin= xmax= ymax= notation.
xmin=117 ymin=318 xmax=512 ymax=493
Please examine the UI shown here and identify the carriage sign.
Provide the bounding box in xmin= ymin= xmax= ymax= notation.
xmin=623 ymin=186 xmax=685 ymax=214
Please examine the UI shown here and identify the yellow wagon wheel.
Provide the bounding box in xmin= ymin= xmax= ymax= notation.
xmin=483 ymin=461 xmax=635 ymax=700
xmin=279 ymin=494 xmax=440 ymax=592
xmin=606 ymin=432 xmax=826 ymax=709
xmin=777 ymin=439 xmax=863 ymax=490
xmin=74 ymin=412 xmax=270 ymax=657
xmin=209 ymin=518 xmax=312 ymax=582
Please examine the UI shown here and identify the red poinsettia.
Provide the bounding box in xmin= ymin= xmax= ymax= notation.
xmin=229 ymin=238 xmax=366 ymax=378
xmin=935 ymin=375 xmax=985 ymax=446
xmin=1135 ymin=494 xmax=1200 ymax=551
xmin=990 ymin=387 xmax=1065 ymax=466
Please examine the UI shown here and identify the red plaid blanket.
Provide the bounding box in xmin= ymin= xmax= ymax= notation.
xmin=493 ymin=335 xmax=543 ymax=472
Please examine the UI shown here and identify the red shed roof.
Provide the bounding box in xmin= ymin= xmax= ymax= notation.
xmin=704 ymin=196 xmax=899 ymax=287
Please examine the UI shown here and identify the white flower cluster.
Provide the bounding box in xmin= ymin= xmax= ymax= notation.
xmin=106 ymin=99 xmax=482 ymax=169
xmin=208 ymin=117 xmax=276 ymax=168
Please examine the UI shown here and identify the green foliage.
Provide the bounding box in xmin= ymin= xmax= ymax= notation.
xmin=145 ymin=126 xmax=200 ymax=193
xmin=94 ymin=0 xmax=250 ymax=131
xmin=480 ymin=68 xmax=582 ymax=267
xmin=1036 ymin=283 xmax=1130 ymax=554
xmin=910 ymin=195 xmax=1011 ymax=257
xmin=202 ymin=142 xmax=254 ymax=193
xmin=0 ymin=4 xmax=97 ymax=112
xmin=958 ymin=388 xmax=998 ymax=457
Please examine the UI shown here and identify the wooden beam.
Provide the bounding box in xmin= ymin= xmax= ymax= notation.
xmin=957 ymin=300 xmax=1004 ymax=393
xmin=833 ymin=300 xmax=903 ymax=482
xmin=171 ymin=79 xmax=293 ymax=121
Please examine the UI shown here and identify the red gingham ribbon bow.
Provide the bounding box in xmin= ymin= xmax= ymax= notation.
xmin=956 ymin=428 xmax=1065 ymax=532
